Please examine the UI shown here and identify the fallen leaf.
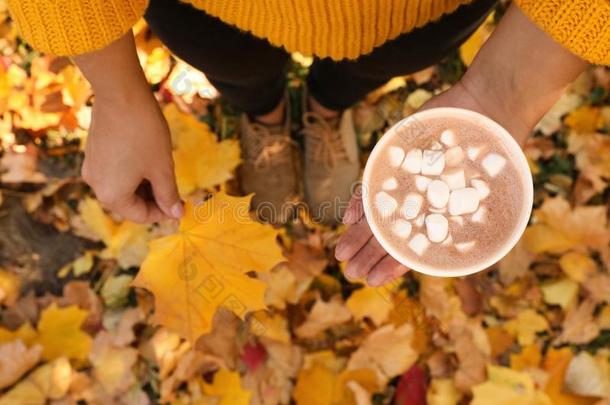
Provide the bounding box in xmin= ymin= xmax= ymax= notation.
xmin=133 ymin=193 xmax=283 ymax=341
xmin=295 ymin=295 xmax=352 ymax=338
xmin=543 ymin=348 xmax=597 ymax=405
xmin=0 ymin=268 xmax=20 ymax=306
xmin=556 ymin=299 xmax=600 ymax=345
xmin=202 ymin=369 xmax=252 ymax=405
xmin=346 ymin=285 xmax=395 ymax=326
xmin=471 ymin=365 xmax=552 ymax=405
xmin=523 ymin=197 xmax=608 ymax=255
xmin=347 ymin=324 xmax=418 ymax=386
xmin=0 ymin=340 xmax=42 ymax=389
xmin=510 ymin=344 xmax=542 ymax=371
xmin=565 ymin=352 xmax=610 ymax=398
xmin=394 ymin=365 xmax=427 ymax=405
xmin=35 ymin=303 xmax=92 ymax=361
xmin=503 ymin=309 xmax=549 ymax=346
xmin=565 ymin=106 xmax=605 ymax=133
xmin=541 ymin=278 xmax=579 ymax=309
xmin=559 ymin=252 xmax=598 ymax=282
xmin=427 ymin=378 xmax=462 ymax=405
xmin=165 ymin=104 xmax=240 ymax=196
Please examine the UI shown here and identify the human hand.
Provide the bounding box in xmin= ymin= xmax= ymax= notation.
xmin=336 ymin=4 xmax=587 ymax=285
xmin=82 ymin=89 xmax=182 ymax=223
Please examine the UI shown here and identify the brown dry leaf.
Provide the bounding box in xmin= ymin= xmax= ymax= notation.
xmin=295 ymin=295 xmax=352 ymax=339
xmin=0 ymin=357 xmax=72 ymax=405
xmin=583 ymin=273 xmax=610 ymax=304
xmin=89 ymin=332 xmax=139 ymax=398
xmin=486 ymin=325 xmax=514 ymax=358
xmin=0 ymin=340 xmax=42 ymax=389
xmin=523 ymin=196 xmax=609 ymax=255
xmin=497 ymin=240 xmax=534 ymax=285
xmin=59 ymin=281 xmax=103 ymax=333
xmin=347 ymin=324 xmax=418 ymax=386
xmin=419 ymin=276 xmax=465 ymax=331
xmin=568 ymin=132 xmax=610 ymax=193
xmin=387 ymin=291 xmax=431 ymax=353
xmin=450 ymin=319 xmax=490 ymax=392
xmin=556 ymin=299 xmax=600 ymax=344
xmin=0 ymin=144 xmax=47 ymax=183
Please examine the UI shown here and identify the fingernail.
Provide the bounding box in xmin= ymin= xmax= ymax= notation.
xmin=170 ymin=202 xmax=184 ymax=219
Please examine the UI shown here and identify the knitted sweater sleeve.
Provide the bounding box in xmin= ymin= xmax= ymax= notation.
xmin=7 ymin=0 xmax=148 ymax=56
xmin=514 ymin=0 xmax=610 ymax=65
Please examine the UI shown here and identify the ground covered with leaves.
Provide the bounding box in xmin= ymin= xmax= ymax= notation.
xmin=1 ymin=5 xmax=610 ymax=405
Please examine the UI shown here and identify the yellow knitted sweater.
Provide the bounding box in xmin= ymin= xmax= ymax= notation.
xmin=7 ymin=0 xmax=610 ymax=64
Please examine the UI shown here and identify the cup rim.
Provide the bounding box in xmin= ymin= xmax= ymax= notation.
xmin=361 ymin=107 xmax=534 ymax=277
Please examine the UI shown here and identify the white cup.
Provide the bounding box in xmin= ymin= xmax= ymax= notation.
xmin=362 ymin=107 xmax=533 ymax=277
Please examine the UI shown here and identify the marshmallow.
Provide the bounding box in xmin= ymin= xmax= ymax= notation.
xmin=441 ymin=169 xmax=466 ymax=190
xmin=471 ymin=206 xmax=486 ymax=223
xmin=382 ymin=177 xmax=398 ymax=191
xmin=427 ymin=180 xmax=450 ymax=208
xmin=392 ymin=219 xmax=413 ymax=238
xmin=448 ymin=188 xmax=480 ymax=216
xmin=455 ymin=241 xmax=476 ymax=252
xmin=425 ymin=214 xmax=449 ymax=243
xmin=467 ymin=146 xmax=483 ymax=161
xmin=389 ymin=146 xmax=405 ymax=167
xmin=421 ymin=150 xmax=445 ymax=175
xmin=481 ymin=153 xmax=507 ymax=177
xmin=414 ymin=214 xmax=426 ymax=227
xmin=400 ymin=193 xmax=423 ymax=219
xmin=429 ymin=206 xmax=447 ymax=214
xmin=402 ymin=149 xmax=422 ymax=174
xmin=440 ymin=129 xmax=457 ymax=147
xmin=471 ymin=179 xmax=490 ymax=199
xmin=445 ymin=146 xmax=464 ymax=166
xmin=441 ymin=235 xmax=453 ymax=246
xmin=415 ymin=175 xmax=432 ymax=192
xmin=408 ymin=233 xmax=430 ymax=256
xmin=450 ymin=216 xmax=464 ymax=226
xmin=375 ymin=191 xmax=398 ymax=217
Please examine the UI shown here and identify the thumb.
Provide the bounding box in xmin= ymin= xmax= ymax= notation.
xmin=150 ymin=168 xmax=183 ymax=219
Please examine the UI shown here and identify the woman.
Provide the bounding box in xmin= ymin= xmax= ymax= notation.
xmin=8 ymin=0 xmax=608 ymax=283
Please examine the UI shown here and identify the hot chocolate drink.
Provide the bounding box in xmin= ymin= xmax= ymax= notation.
xmin=362 ymin=108 xmax=533 ymax=277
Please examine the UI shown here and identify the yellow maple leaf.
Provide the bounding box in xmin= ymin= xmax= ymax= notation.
xmin=503 ymin=309 xmax=548 ymax=346
xmin=201 ymin=369 xmax=252 ymax=405
xmin=346 ymin=285 xmax=396 ymax=326
xmin=132 ymin=192 xmax=283 ymax=341
xmin=164 ymin=104 xmax=240 ymax=196
xmin=471 ymin=365 xmax=552 ymax=405
xmin=35 ymin=303 xmax=92 ymax=361
xmin=79 ymin=197 xmax=151 ymax=268
xmin=523 ymin=197 xmax=608 ymax=254
xmin=541 ymin=278 xmax=579 ymax=309
xmin=0 ymin=323 xmax=37 ymax=346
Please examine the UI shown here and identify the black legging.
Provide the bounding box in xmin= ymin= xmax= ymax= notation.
xmin=145 ymin=0 xmax=497 ymax=116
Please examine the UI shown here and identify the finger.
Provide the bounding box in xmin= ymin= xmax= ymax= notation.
xmin=344 ymin=236 xmax=386 ymax=280
xmin=335 ymin=215 xmax=373 ymax=262
xmin=366 ymin=255 xmax=410 ymax=286
xmin=149 ymin=168 xmax=183 ymax=219
xmin=342 ymin=194 xmax=364 ymax=225
xmin=114 ymin=193 xmax=167 ymax=223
